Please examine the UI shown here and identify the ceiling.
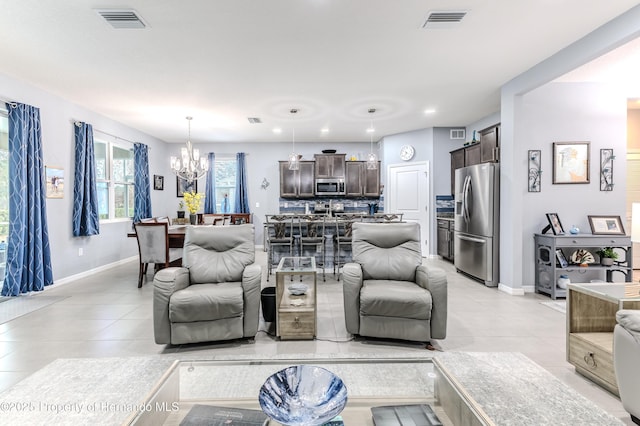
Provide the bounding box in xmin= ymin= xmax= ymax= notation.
xmin=1 ymin=1 xmax=639 ymax=144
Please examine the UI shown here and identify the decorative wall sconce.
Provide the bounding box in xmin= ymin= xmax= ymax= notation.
xmin=600 ymin=148 xmax=614 ymax=191
xmin=528 ymin=150 xmax=541 ymax=192
xmin=261 ymin=178 xmax=270 ymax=190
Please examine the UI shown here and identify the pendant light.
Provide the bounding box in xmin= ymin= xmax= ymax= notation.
xmin=288 ymin=108 xmax=300 ymax=170
xmin=366 ymin=108 xmax=378 ymax=170
xmin=170 ymin=116 xmax=208 ymax=183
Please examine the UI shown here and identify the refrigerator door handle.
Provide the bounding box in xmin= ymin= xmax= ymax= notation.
xmin=463 ymin=175 xmax=471 ymax=223
xmin=458 ymin=234 xmax=486 ymax=244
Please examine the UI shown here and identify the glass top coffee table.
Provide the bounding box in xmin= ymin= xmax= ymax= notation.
xmin=134 ymin=357 xmax=470 ymax=426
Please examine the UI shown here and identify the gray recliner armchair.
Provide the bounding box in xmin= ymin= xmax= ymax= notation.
xmin=613 ymin=309 xmax=640 ymax=425
xmin=342 ymin=222 xmax=447 ymax=343
xmin=153 ymin=224 xmax=261 ymax=345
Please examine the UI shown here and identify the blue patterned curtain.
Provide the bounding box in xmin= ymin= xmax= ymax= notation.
xmin=204 ymin=152 xmax=217 ymax=213
xmin=72 ymin=122 xmax=100 ymax=236
xmin=133 ymin=143 xmax=152 ymax=223
xmin=1 ymin=103 xmax=53 ymax=296
xmin=234 ymin=152 xmax=250 ymax=213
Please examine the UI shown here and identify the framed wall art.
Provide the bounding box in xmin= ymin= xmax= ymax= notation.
xmin=552 ymin=142 xmax=590 ymax=184
xmin=45 ymin=166 xmax=64 ymax=199
xmin=153 ymin=175 xmax=164 ymax=191
xmin=176 ymin=177 xmax=197 ymax=197
xmin=600 ymin=148 xmax=614 ymax=191
xmin=528 ymin=150 xmax=541 ymax=192
xmin=587 ymin=215 xmax=625 ymax=235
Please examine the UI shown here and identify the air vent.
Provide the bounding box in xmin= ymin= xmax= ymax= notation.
xmin=247 ymin=117 xmax=262 ymax=124
xmin=96 ymin=9 xmax=147 ymax=29
xmin=421 ymin=11 xmax=466 ymax=29
xmin=450 ymin=129 xmax=466 ymax=140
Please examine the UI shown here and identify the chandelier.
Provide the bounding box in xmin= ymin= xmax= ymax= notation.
xmin=171 ymin=116 xmax=208 ymax=183
xmin=366 ymin=108 xmax=378 ymax=170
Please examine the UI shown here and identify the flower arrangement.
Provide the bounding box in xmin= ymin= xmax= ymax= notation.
xmin=183 ymin=191 xmax=204 ymax=214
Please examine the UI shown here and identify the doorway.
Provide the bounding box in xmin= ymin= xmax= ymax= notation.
xmin=627 ymin=150 xmax=640 ymax=272
xmin=385 ymin=162 xmax=430 ymax=255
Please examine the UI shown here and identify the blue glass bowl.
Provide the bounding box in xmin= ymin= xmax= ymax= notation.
xmin=258 ymin=365 xmax=348 ymax=426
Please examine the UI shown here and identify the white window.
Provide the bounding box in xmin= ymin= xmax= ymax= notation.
xmin=214 ymin=156 xmax=236 ymax=213
xmin=94 ymin=139 xmax=134 ymax=221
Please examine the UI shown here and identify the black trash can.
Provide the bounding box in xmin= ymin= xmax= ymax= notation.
xmin=261 ymin=287 xmax=276 ymax=322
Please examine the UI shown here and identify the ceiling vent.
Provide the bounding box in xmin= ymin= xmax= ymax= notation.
xmin=96 ymin=9 xmax=147 ymax=29
xmin=450 ymin=129 xmax=466 ymax=140
xmin=247 ymin=117 xmax=262 ymax=124
xmin=421 ymin=11 xmax=467 ymax=29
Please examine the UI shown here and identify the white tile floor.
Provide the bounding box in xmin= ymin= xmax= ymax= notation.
xmin=0 ymin=252 xmax=633 ymax=424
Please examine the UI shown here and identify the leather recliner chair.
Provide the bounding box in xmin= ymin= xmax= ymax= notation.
xmin=613 ymin=309 xmax=640 ymax=425
xmin=342 ymin=222 xmax=447 ymax=343
xmin=153 ymin=224 xmax=261 ymax=345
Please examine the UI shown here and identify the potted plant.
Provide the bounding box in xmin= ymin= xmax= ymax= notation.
xmin=183 ymin=191 xmax=205 ymax=225
xmin=177 ymin=201 xmax=185 ymax=218
xmin=595 ymin=247 xmax=618 ymax=266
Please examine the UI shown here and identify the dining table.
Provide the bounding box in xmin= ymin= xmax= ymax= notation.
xmin=128 ymin=225 xmax=188 ymax=248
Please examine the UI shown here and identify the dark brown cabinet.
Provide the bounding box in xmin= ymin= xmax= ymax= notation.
xmin=480 ymin=125 xmax=499 ymax=163
xmin=437 ymin=219 xmax=454 ymax=261
xmin=345 ymin=161 xmax=380 ymax=197
xmin=314 ymin=154 xmax=346 ymax=178
xmin=279 ymin=161 xmax=315 ymax=198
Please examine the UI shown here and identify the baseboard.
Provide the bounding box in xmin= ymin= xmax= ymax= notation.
xmin=498 ymin=283 xmax=526 ymax=296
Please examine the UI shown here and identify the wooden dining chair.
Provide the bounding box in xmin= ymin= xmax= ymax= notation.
xmin=155 ymin=216 xmax=171 ymax=224
xmin=133 ymin=222 xmax=182 ymax=288
xmin=202 ymin=214 xmax=224 ymax=225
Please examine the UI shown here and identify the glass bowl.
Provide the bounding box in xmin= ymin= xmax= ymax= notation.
xmin=258 ymin=365 xmax=348 ymax=426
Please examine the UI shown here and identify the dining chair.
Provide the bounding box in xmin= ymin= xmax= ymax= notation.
xmin=155 ymin=216 xmax=171 ymax=224
xmin=297 ymin=214 xmax=326 ymax=281
xmin=140 ymin=217 xmax=156 ymax=223
xmin=133 ymin=222 xmax=182 ymax=288
xmin=202 ymin=214 xmax=224 ymax=225
xmin=265 ymin=214 xmax=294 ymax=281
xmin=373 ymin=213 xmax=404 ymax=223
xmin=333 ymin=213 xmax=363 ymax=277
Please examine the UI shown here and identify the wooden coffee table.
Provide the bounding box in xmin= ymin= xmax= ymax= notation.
xmin=275 ymin=257 xmax=317 ymax=340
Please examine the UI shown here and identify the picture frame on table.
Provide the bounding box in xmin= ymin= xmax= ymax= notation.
xmin=588 ymin=215 xmax=625 ymax=235
xmin=555 ymin=249 xmax=569 ymax=268
xmin=552 ymin=141 xmax=590 ymax=184
xmin=545 ymin=213 xmax=565 ymax=235
xmin=176 ymin=177 xmax=197 ymax=197
xmin=153 ymin=175 xmax=164 ymax=191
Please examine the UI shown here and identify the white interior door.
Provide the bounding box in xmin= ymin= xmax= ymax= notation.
xmin=386 ymin=162 xmax=430 ymax=255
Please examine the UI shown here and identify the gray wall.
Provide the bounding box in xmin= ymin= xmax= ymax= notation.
xmin=519 ymin=82 xmax=627 ymax=291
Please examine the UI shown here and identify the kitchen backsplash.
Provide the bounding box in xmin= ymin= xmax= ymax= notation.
xmin=436 ymin=195 xmax=454 ymax=217
xmin=279 ymin=196 xmax=384 ymax=214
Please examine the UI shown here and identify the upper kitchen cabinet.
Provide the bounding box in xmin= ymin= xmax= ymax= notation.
xmin=345 ymin=161 xmax=380 ymax=197
xmin=314 ymin=154 xmax=346 ymax=178
xmin=480 ymin=124 xmax=500 ymax=163
xmin=279 ymin=161 xmax=315 ymax=198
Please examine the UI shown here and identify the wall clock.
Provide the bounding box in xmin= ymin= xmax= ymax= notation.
xmin=400 ymin=145 xmax=415 ymax=161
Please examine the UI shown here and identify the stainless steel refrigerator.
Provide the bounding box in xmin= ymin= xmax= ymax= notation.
xmin=454 ymin=163 xmax=500 ymax=287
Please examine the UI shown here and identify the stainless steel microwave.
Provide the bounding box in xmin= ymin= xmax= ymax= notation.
xmin=315 ymin=178 xmax=345 ymax=195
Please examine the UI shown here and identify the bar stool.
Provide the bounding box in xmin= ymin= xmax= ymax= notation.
xmin=333 ymin=213 xmax=363 ymax=278
xmin=265 ymin=214 xmax=295 ymax=281
xmin=297 ymin=214 xmax=326 ymax=281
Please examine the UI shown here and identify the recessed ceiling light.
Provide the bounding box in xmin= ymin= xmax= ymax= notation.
xmin=366 ymin=127 xmax=375 ymax=133
xmin=272 ymin=128 xmax=282 ymax=134
xmin=424 ymin=109 xmax=436 ymax=114
xmin=321 ymin=128 xmax=329 ymax=133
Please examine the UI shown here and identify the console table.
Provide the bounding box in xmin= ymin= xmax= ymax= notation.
xmin=534 ymin=233 xmax=633 ymax=299
xmin=567 ymin=282 xmax=640 ymax=396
